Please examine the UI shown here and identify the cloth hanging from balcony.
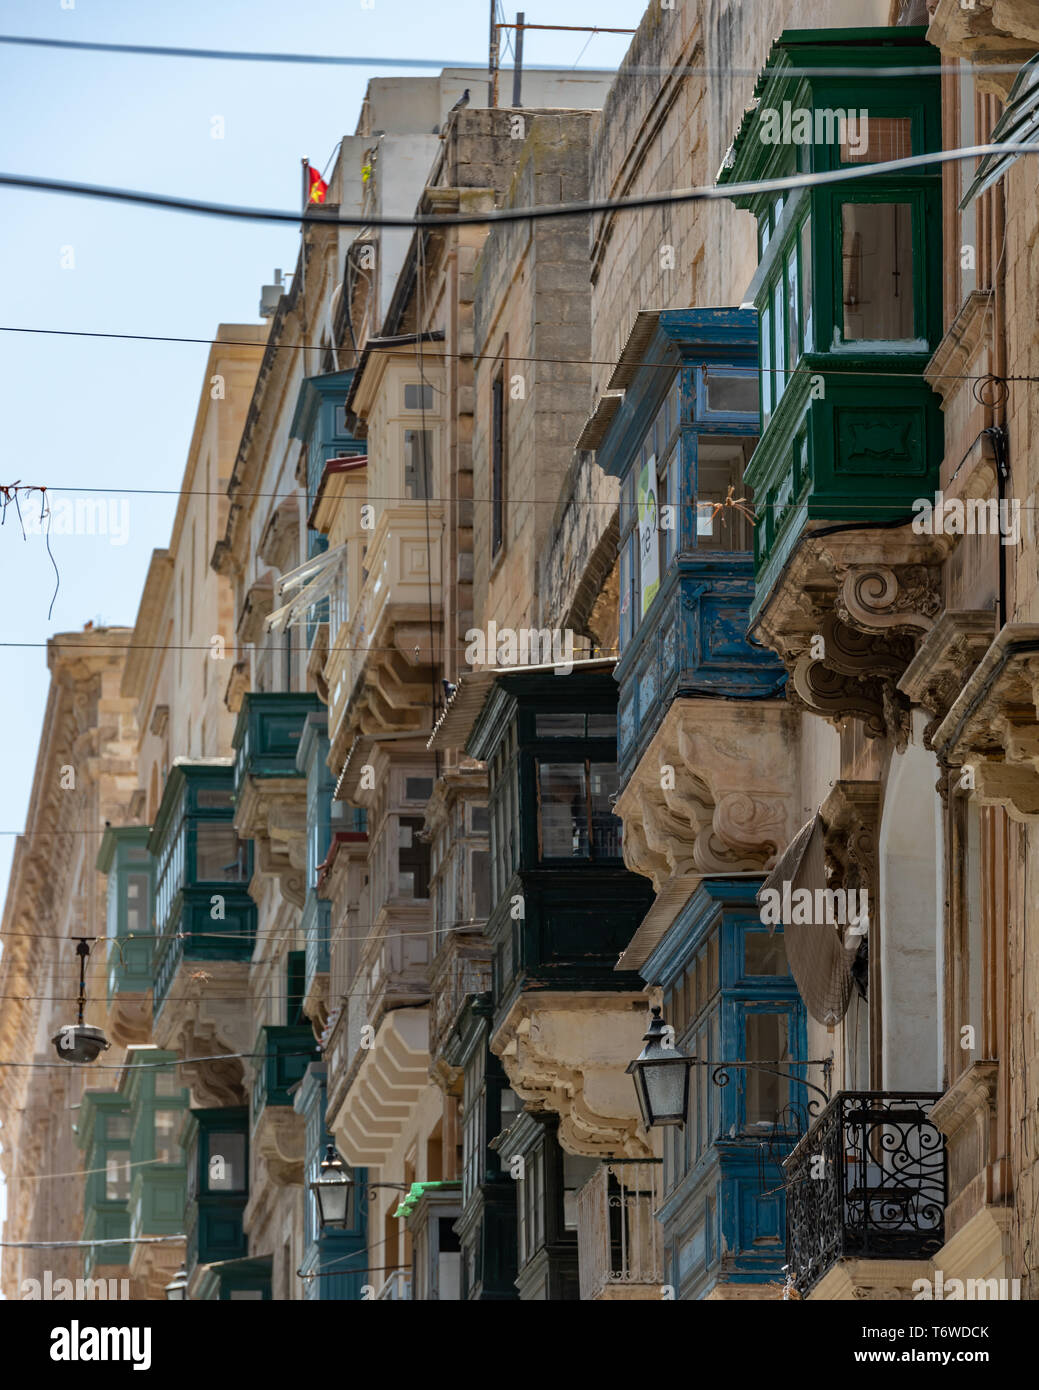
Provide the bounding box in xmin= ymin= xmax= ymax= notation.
xmin=265 ymin=543 xmax=346 ymax=634
xmin=960 ymin=53 xmax=1039 ymax=207
xmin=756 ymin=812 xmax=862 ymax=1027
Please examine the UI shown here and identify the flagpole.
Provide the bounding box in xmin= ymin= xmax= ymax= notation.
xmin=300 ymin=158 xmax=308 ymax=376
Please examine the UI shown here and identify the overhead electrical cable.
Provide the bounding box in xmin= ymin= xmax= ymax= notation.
xmin=0 ymin=32 xmax=1023 ymax=79
xmin=1 ymin=142 xmax=1037 ymax=232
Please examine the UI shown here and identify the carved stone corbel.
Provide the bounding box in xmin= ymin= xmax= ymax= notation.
xmin=614 ymin=699 xmax=799 ymax=893
xmin=931 ymin=623 xmax=1039 ymax=822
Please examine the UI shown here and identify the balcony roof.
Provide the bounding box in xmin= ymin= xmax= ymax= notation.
xmin=427 ymin=657 xmax=618 ymax=754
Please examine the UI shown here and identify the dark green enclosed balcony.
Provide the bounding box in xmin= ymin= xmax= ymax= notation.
xmin=148 ymin=762 xmax=256 ymax=1015
xmin=717 ymin=28 xmax=944 ymax=621
xmin=233 ymin=691 xmax=324 ymax=793
xmin=466 ymin=666 xmax=654 ymax=1029
xmin=183 ymin=1107 xmax=249 ymax=1280
xmin=252 ymin=1024 xmax=320 ymax=1115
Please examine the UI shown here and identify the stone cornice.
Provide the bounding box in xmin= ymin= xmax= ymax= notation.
xmin=931 ymin=622 xmax=1039 ymax=820
xmin=925 ymin=291 xmax=994 ymax=404
xmin=928 ymin=0 xmax=1039 ymax=96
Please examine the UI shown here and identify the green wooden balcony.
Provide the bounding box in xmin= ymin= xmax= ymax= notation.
xmin=77 ymin=1092 xmax=133 ymax=1274
xmin=183 ymin=1108 xmax=249 ymax=1277
xmin=717 ymin=27 xmax=944 ymax=620
xmin=148 ymin=763 xmax=256 ymax=1016
xmin=252 ymin=1025 xmax=321 ymax=1117
xmin=97 ymin=826 xmax=154 ymax=1002
xmin=232 ymin=691 xmax=323 ymax=793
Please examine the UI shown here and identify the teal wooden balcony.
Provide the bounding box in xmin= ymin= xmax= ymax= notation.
xmin=252 ymin=1025 xmax=320 ymax=1117
xmin=183 ymin=1107 xmax=249 ymax=1277
xmin=717 ymin=28 xmax=944 ymax=620
xmin=97 ymin=826 xmax=154 ymax=1001
xmin=233 ymin=691 xmax=323 ymax=792
xmin=123 ymin=1049 xmax=189 ymax=1244
xmin=77 ymin=1092 xmax=133 ymax=1275
xmin=148 ymin=763 xmax=256 ymax=1016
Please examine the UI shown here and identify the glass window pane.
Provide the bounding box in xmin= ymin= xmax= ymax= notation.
xmin=154 ymin=1109 xmax=182 ymax=1164
xmin=472 ymin=849 xmax=491 ymax=921
xmin=538 ymin=762 xmax=588 ymax=858
xmin=404 ymin=382 xmax=434 ymax=409
xmin=196 ymin=788 xmax=233 ymax=810
xmin=842 ymin=202 xmax=914 ymax=341
xmin=404 ymin=777 xmax=433 ymax=802
xmin=207 ymin=1132 xmax=246 ymax=1191
xmin=786 ymin=246 xmax=800 ymax=371
xmin=587 ymin=712 xmax=617 ymax=738
xmin=745 ymin=930 xmax=788 ymax=976
xmin=772 ymin=278 xmax=786 ymax=405
xmin=760 ymin=305 xmax=772 ymax=427
xmin=695 ymin=439 xmax=755 ymax=551
xmin=404 ymin=429 xmax=433 ymax=499
xmin=745 ymin=1013 xmax=790 ymax=1125
xmin=106 ymin=1114 xmax=131 ymax=1141
xmin=105 ymin=1153 xmax=130 ymax=1202
xmin=154 ymin=1070 xmax=182 ymax=1097
xmin=535 ymin=713 xmax=585 ymax=738
xmin=841 ymin=115 xmax=912 ymax=165
xmin=196 ymin=824 xmax=247 ymax=882
xmin=704 ymin=370 xmax=758 ymax=417
xmin=589 ymin=763 xmax=621 ymax=857
xmin=800 ymin=218 xmax=814 ymax=352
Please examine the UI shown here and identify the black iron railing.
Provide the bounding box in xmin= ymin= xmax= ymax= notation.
xmin=785 ymin=1091 xmax=946 ymax=1296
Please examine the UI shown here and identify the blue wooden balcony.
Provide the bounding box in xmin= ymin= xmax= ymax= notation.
xmin=589 ymin=309 xmax=786 ymax=785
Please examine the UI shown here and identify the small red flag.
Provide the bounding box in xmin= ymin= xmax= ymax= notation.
xmin=307 ymin=166 xmax=329 ymax=204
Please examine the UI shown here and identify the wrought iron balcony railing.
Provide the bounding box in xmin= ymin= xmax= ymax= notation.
xmin=785 ymin=1091 xmax=947 ymax=1296
xmin=576 ymin=1161 xmax=664 ymax=1300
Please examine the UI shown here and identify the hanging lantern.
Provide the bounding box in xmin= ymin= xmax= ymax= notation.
xmin=51 ymin=939 xmax=110 ymax=1063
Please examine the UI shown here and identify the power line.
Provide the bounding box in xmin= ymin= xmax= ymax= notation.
xmin=0 ymin=1235 xmax=183 ymax=1249
xmin=0 ymin=32 xmax=1021 ymax=79
xmin=0 ymin=1047 xmax=318 ymax=1071
xmin=3 ymin=325 xmax=1037 ymax=390
xmin=0 ymin=142 xmax=1034 ymax=233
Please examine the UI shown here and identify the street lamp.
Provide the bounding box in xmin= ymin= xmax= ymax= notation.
xmin=51 ymin=940 xmax=110 ymax=1064
xmin=626 ymin=1006 xmax=691 ymax=1128
xmin=310 ymin=1146 xmax=411 ymax=1232
xmin=310 ymin=1145 xmax=354 ymax=1231
xmin=164 ymin=1267 xmax=188 ymax=1301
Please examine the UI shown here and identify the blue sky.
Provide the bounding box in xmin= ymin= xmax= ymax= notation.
xmin=0 ymin=0 xmax=640 ymax=1238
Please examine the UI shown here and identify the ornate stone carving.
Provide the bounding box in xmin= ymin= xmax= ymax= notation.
xmin=755 ymin=531 xmax=954 ymax=749
xmin=491 ymin=995 xmax=654 ymax=1159
xmin=898 ymin=611 xmax=998 ymax=748
xmin=615 ymin=699 xmax=799 ymax=895
xmin=931 ymin=623 xmax=1039 ymax=822
xmin=253 ymin=1108 xmax=306 ymax=1185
